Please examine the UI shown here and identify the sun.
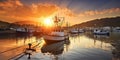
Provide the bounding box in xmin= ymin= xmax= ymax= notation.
xmin=43 ymin=18 xmax=53 ymax=27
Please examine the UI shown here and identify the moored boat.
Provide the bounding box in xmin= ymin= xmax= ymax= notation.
xmin=78 ymin=29 xmax=84 ymax=33
xmin=93 ymin=29 xmax=110 ymax=35
xmin=113 ymin=27 xmax=120 ymax=32
xmin=70 ymin=29 xmax=78 ymax=34
xmin=16 ymin=28 xmax=34 ymax=34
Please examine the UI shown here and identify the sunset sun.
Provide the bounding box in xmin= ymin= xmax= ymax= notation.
xmin=43 ymin=18 xmax=54 ymax=27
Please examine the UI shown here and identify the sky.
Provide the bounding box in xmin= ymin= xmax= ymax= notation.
xmin=0 ymin=0 xmax=120 ymax=25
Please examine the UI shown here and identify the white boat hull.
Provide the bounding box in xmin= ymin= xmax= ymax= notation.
xmin=43 ymin=35 xmax=66 ymax=41
xmin=93 ymin=30 xmax=109 ymax=35
xmin=79 ymin=29 xmax=84 ymax=33
xmin=93 ymin=32 xmax=109 ymax=35
xmin=70 ymin=30 xmax=78 ymax=34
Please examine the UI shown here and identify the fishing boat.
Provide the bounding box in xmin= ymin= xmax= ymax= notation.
xmin=43 ymin=16 xmax=68 ymax=41
xmin=93 ymin=29 xmax=110 ymax=35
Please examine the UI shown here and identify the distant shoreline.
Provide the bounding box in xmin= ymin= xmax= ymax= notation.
xmin=0 ymin=30 xmax=16 ymax=34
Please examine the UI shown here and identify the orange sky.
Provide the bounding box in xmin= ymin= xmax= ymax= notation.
xmin=0 ymin=0 xmax=120 ymax=25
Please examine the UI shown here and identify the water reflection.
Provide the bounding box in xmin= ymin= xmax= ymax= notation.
xmin=0 ymin=33 xmax=42 ymax=60
xmin=0 ymin=32 xmax=120 ymax=60
xmin=84 ymin=32 xmax=120 ymax=60
xmin=111 ymin=40 xmax=120 ymax=60
xmin=41 ymin=41 xmax=64 ymax=60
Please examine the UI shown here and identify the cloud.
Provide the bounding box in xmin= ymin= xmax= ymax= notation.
xmin=79 ymin=8 xmax=120 ymax=17
xmin=1 ymin=0 xmax=119 ymax=25
xmin=0 ymin=0 xmax=75 ymax=22
xmin=59 ymin=8 xmax=76 ymax=17
xmin=0 ymin=0 xmax=24 ymax=18
xmin=0 ymin=0 xmax=23 ymax=8
xmin=43 ymin=7 xmax=76 ymax=19
xmin=31 ymin=3 xmax=59 ymax=17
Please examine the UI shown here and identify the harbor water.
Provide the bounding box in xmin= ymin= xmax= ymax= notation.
xmin=0 ymin=32 xmax=120 ymax=60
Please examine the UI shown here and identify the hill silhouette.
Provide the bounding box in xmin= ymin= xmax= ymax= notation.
xmin=0 ymin=20 xmax=10 ymax=27
xmin=14 ymin=20 xmax=41 ymax=26
xmin=73 ymin=16 xmax=120 ymax=27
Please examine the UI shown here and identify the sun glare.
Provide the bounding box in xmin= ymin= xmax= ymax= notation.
xmin=43 ymin=18 xmax=53 ymax=27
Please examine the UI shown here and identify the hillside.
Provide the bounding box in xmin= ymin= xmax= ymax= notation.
xmin=73 ymin=16 xmax=120 ymax=27
xmin=0 ymin=21 xmax=10 ymax=27
xmin=0 ymin=20 xmax=41 ymax=28
xmin=13 ymin=20 xmax=41 ymax=26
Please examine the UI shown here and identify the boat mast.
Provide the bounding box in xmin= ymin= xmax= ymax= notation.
xmin=54 ymin=16 xmax=64 ymax=27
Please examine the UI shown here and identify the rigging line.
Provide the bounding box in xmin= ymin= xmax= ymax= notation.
xmin=0 ymin=41 xmax=37 ymax=54
xmin=0 ymin=45 xmax=26 ymax=54
xmin=8 ymin=52 xmax=25 ymax=60
xmin=57 ymin=0 xmax=63 ymax=7
xmin=66 ymin=0 xmax=73 ymax=9
xmin=32 ymin=42 xmax=41 ymax=48
xmin=8 ymin=41 xmax=43 ymax=60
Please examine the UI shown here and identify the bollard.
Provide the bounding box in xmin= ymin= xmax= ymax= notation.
xmin=28 ymin=43 xmax=32 ymax=50
xmin=28 ymin=53 xmax=31 ymax=59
